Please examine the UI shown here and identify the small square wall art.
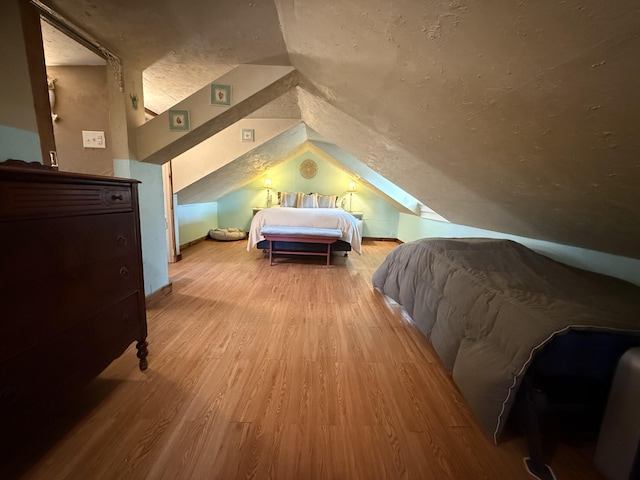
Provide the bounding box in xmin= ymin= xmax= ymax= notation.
xmin=211 ymin=84 xmax=231 ymax=106
xmin=168 ymin=109 xmax=190 ymax=131
xmin=242 ymin=128 xmax=255 ymax=142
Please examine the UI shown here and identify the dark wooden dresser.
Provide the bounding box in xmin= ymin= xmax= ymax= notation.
xmin=0 ymin=165 xmax=148 ymax=431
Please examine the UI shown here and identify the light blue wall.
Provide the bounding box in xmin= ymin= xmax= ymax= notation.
xmin=0 ymin=126 xmax=42 ymax=163
xmin=163 ymin=148 xmax=640 ymax=288
xmin=176 ymin=201 xmax=218 ymax=245
xmin=114 ymin=159 xmax=169 ymax=296
xmin=218 ymin=187 xmax=256 ymax=233
xmin=398 ymin=213 xmax=640 ymax=286
xmin=351 ymin=191 xmax=399 ymax=239
xmin=216 ymin=153 xmax=399 ymax=238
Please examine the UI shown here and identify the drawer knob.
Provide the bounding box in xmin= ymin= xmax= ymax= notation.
xmin=111 ymin=194 xmax=124 ymax=201
xmin=117 ymin=235 xmax=128 ymax=246
xmin=119 ymin=266 xmax=130 ymax=278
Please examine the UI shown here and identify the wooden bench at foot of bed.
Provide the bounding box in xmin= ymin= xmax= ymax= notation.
xmin=260 ymin=226 xmax=343 ymax=266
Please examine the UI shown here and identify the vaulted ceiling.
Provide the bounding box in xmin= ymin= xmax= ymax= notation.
xmin=44 ymin=0 xmax=640 ymax=259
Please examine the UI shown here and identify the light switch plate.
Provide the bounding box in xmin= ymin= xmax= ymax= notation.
xmin=82 ymin=130 xmax=106 ymax=149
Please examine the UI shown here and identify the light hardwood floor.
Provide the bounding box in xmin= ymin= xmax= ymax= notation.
xmin=2 ymin=239 xmax=604 ymax=479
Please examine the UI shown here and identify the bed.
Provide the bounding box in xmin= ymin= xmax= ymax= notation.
xmin=247 ymin=204 xmax=362 ymax=259
xmin=371 ymin=237 xmax=640 ymax=464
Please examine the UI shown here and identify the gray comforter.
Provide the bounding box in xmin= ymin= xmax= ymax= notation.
xmin=372 ymin=238 xmax=640 ymax=443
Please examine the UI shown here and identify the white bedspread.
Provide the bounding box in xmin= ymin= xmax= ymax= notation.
xmin=247 ymin=207 xmax=362 ymax=254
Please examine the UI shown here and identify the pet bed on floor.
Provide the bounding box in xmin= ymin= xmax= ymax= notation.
xmin=208 ymin=228 xmax=246 ymax=241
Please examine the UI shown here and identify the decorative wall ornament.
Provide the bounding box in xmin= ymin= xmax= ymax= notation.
xmin=242 ymin=128 xmax=255 ymax=142
xmin=104 ymin=50 xmax=124 ymax=92
xmin=168 ymin=109 xmax=190 ymax=131
xmin=211 ymin=84 xmax=231 ymax=105
xmin=300 ymin=159 xmax=318 ymax=179
xmin=47 ymin=75 xmax=59 ymax=122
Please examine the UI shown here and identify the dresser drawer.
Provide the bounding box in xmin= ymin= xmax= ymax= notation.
xmin=0 ymin=180 xmax=133 ymax=219
xmin=0 ymin=212 xmax=139 ymax=289
xmin=1 ymin=252 xmax=143 ymax=360
xmin=0 ymin=292 xmax=144 ymax=412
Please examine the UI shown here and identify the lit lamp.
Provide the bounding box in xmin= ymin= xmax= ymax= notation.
xmin=263 ymin=178 xmax=273 ymax=207
xmin=347 ymin=182 xmax=357 ymax=212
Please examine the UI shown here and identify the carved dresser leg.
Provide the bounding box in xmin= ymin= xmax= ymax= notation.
xmin=136 ymin=340 xmax=149 ymax=371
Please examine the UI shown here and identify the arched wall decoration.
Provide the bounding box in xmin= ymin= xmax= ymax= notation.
xmin=300 ymin=159 xmax=317 ymax=179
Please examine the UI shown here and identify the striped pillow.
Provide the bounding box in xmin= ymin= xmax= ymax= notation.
xmin=299 ymin=193 xmax=318 ymax=208
xmin=317 ymin=194 xmax=337 ymax=208
xmin=280 ymin=192 xmax=298 ymax=207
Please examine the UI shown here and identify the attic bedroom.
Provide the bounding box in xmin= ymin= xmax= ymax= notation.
xmin=2 ymin=1 xmax=640 ymax=479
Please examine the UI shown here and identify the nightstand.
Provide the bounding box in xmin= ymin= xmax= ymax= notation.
xmin=252 ymin=207 xmax=265 ymax=216
xmin=347 ymin=211 xmax=364 ymax=237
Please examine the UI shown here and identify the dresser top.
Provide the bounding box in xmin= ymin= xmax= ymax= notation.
xmin=0 ymin=161 xmax=140 ymax=186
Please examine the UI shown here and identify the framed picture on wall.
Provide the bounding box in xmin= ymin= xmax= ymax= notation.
xmin=168 ymin=109 xmax=190 ymax=131
xmin=242 ymin=128 xmax=254 ymax=142
xmin=211 ymin=84 xmax=231 ymax=106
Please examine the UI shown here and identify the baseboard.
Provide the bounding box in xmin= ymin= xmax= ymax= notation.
xmin=179 ymin=235 xmax=207 ymax=251
xmin=180 ymin=236 xmax=400 ymax=252
xmin=363 ymin=236 xmax=403 ymax=243
xmin=145 ymin=282 xmax=173 ymax=308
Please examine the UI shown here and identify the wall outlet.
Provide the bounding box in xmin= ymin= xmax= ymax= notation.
xmin=82 ymin=130 xmax=106 ymax=149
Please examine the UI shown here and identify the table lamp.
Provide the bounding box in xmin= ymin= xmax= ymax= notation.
xmin=347 ymin=182 xmax=357 ymax=212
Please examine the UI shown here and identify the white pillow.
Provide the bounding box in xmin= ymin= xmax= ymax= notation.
xmin=280 ymin=192 xmax=298 ymax=207
xmin=317 ymin=194 xmax=337 ymax=208
xmin=299 ymin=193 xmax=318 ymax=208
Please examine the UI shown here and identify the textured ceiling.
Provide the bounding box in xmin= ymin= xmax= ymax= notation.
xmin=42 ymin=0 xmax=640 ymax=259
xmin=45 ymin=0 xmax=289 ymax=114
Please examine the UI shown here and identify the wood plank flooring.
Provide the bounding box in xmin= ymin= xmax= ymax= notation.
xmin=1 ymin=239 xmax=604 ymax=479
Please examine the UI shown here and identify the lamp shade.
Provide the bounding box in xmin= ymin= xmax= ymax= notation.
xmin=347 ymin=182 xmax=357 ymax=193
xmin=263 ymin=178 xmax=272 ymax=189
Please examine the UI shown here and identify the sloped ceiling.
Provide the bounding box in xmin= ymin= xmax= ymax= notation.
xmin=177 ymin=122 xmax=308 ymax=205
xmin=44 ymin=0 xmax=640 ymax=259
